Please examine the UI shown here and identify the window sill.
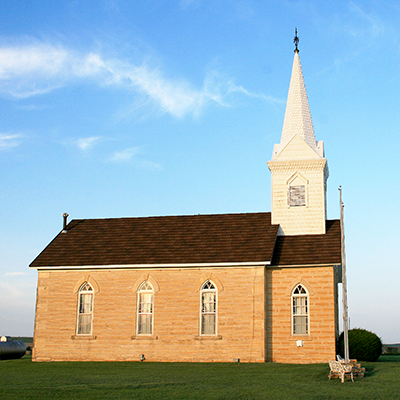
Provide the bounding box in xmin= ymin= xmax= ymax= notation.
xmin=194 ymin=335 xmax=222 ymax=340
xmin=288 ymin=335 xmax=313 ymax=341
xmin=71 ymin=335 xmax=97 ymax=340
xmin=131 ymin=335 xmax=158 ymax=340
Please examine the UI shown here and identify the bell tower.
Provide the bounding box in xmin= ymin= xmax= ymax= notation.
xmin=267 ymin=30 xmax=328 ymax=236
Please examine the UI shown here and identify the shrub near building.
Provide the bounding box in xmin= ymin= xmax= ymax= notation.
xmin=338 ymin=328 xmax=382 ymax=361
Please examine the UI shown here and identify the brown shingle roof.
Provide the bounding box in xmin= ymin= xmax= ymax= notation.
xmin=29 ymin=213 xmax=341 ymax=268
xmin=30 ymin=213 xmax=280 ymax=267
xmin=271 ymin=220 xmax=341 ymax=266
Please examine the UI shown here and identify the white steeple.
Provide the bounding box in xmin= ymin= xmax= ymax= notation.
xmin=268 ymin=30 xmax=329 ymax=236
xmin=281 ymin=51 xmax=316 ymax=149
xmin=271 ymin=31 xmax=324 ymax=161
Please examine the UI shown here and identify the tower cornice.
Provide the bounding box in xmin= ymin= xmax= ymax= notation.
xmin=267 ymin=158 xmax=328 ymax=174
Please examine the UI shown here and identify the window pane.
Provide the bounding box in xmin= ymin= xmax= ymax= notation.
xmin=138 ymin=314 xmax=152 ymax=335
xmin=202 ymin=281 xmax=215 ymax=290
xmin=78 ymin=314 xmax=92 ymax=335
xmin=202 ymin=292 xmax=216 ymax=313
xmin=80 ymin=293 xmax=93 ymax=313
xmin=293 ymin=316 xmax=308 ymax=335
xmin=81 ymin=283 xmax=92 ymax=292
xmin=201 ymin=314 xmax=216 ymax=335
xmin=293 ymin=297 xmax=307 ymax=316
xmin=140 ymin=282 xmax=152 ymax=291
xmin=139 ymin=293 xmax=153 ymax=314
xmin=294 ymin=285 xmax=306 ymax=295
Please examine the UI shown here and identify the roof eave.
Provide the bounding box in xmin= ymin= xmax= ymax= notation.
xmin=268 ymin=263 xmax=341 ymax=268
xmin=30 ymin=260 xmax=272 ymax=271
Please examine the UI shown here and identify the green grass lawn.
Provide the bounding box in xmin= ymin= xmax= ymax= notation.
xmin=1 ymin=355 xmax=399 ymax=400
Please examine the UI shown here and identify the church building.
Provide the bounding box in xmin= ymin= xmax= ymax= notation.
xmin=30 ymin=35 xmax=342 ymax=363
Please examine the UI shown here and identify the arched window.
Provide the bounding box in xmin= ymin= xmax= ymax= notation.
xmin=137 ymin=281 xmax=154 ymax=335
xmin=292 ymin=284 xmax=309 ymax=335
xmin=200 ymin=280 xmax=217 ymax=335
xmin=77 ymin=282 xmax=94 ymax=335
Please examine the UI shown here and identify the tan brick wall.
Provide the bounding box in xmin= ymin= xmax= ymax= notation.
xmin=33 ymin=265 xmax=338 ymax=363
xmin=265 ymin=266 xmax=338 ymax=363
xmin=33 ymin=267 xmax=266 ymax=362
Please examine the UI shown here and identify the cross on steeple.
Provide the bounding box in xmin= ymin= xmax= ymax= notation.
xmin=294 ymin=28 xmax=299 ymax=53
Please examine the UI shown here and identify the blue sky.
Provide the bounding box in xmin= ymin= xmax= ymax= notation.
xmin=1 ymin=0 xmax=399 ymax=344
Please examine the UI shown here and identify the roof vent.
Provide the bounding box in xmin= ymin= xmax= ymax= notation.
xmin=62 ymin=213 xmax=69 ymax=233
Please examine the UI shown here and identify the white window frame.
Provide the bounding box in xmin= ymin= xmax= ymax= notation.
xmin=291 ymin=284 xmax=309 ymax=335
xmin=200 ymin=280 xmax=217 ymax=336
xmin=137 ymin=281 xmax=154 ymax=336
xmin=76 ymin=282 xmax=94 ymax=335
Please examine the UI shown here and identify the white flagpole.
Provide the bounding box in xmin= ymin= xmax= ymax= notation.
xmin=339 ymin=186 xmax=349 ymax=362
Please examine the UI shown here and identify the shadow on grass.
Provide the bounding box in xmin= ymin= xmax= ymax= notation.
xmin=362 ymin=364 xmax=376 ymax=378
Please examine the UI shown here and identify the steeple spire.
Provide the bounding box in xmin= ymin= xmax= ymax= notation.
xmin=279 ymin=30 xmax=316 ymax=153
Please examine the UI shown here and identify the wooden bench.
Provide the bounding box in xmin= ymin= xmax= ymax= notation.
xmin=328 ymin=360 xmax=354 ymax=383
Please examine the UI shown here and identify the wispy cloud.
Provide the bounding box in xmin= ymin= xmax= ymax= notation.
xmin=15 ymin=104 xmax=51 ymax=111
xmin=349 ymin=2 xmax=385 ymax=39
xmin=0 ymin=133 xmax=24 ymax=149
xmin=118 ymin=64 xmax=206 ymax=118
xmin=0 ymin=44 xmax=109 ymax=98
xmin=109 ymin=146 xmax=143 ymax=162
xmin=0 ymin=40 xmax=270 ymax=118
xmin=109 ymin=146 xmax=162 ymax=170
xmin=317 ymin=3 xmax=389 ymax=77
xmin=225 ymin=80 xmax=284 ymax=105
xmin=75 ymin=136 xmax=102 ymax=150
xmin=4 ymin=271 xmax=25 ymax=276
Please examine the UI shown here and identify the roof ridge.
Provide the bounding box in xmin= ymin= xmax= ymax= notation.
xmin=68 ymin=211 xmax=272 ymax=222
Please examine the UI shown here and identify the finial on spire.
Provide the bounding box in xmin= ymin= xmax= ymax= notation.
xmin=294 ymin=28 xmax=299 ymax=53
